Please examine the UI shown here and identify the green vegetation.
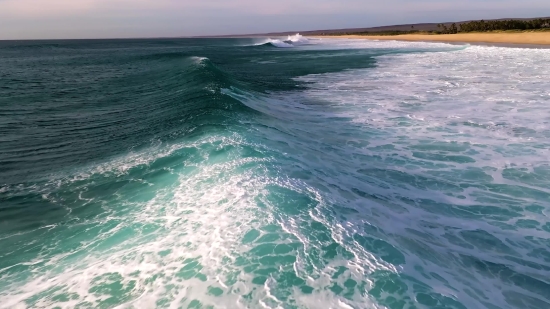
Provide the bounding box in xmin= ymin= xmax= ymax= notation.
xmin=324 ymin=18 xmax=550 ymax=36
xmin=458 ymin=18 xmax=550 ymax=33
xmin=437 ymin=23 xmax=459 ymax=34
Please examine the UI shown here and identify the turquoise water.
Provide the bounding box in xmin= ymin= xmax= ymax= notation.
xmin=1 ymin=36 xmax=550 ymax=309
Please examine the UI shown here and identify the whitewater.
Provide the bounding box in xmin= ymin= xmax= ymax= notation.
xmin=0 ymin=37 xmax=549 ymax=309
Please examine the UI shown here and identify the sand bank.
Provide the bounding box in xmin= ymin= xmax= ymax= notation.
xmin=315 ymin=32 xmax=550 ymax=46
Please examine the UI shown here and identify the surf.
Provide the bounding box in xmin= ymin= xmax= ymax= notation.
xmin=1 ymin=37 xmax=549 ymax=309
xmin=252 ymin=33 xmax=312 ymax=48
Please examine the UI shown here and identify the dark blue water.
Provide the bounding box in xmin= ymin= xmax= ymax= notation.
xmin=1 ymin=36 xmax=549 ymax=309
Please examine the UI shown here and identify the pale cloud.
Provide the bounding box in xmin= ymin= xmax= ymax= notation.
xmin=0 ymin=0 xmax=548 ymax=39
xmin=0 ymin=0 xmax=371 ymax=18
xmin=0 ymin=0 xmax=169 ymax=17
xmin=1 ymin=0 xmax=97 ymax=17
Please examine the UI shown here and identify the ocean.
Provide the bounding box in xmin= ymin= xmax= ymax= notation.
xmin=1 ymin=35 xmax=549 ymax=309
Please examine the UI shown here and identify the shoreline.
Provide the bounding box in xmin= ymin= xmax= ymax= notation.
xmin=313 ymin=32 xmax=550 ymax=47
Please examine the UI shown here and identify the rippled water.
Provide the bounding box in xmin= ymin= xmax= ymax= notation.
xmin=1 ymin=37 xmax=549 ymax=309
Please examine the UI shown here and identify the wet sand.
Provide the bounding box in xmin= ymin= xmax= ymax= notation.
xmin=315 ymin=32 xmax=550 ymax=46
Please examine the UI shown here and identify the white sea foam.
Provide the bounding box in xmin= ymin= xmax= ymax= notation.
xmin=254 ymin=33 xmax=312 ymax=48
xmin=2 ymin=40 xmax=550 ymax=309
xmin=293 ymin=43 xmax=550 ymax=309
xmin=286 ymin=33 xmax=309 ymax=45
xmin=0 ymin=132 xmax=386 ymax=308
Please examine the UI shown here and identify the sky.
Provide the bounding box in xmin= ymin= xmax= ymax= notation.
xmin=0 ymin=0 xmax=549 ymax=39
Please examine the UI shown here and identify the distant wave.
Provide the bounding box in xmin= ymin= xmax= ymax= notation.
xmin=253 ymin=33 xmax=311 ymax=48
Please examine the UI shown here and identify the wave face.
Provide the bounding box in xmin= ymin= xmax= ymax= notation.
xmin=1 ymin=38 xmax=550 ymax=309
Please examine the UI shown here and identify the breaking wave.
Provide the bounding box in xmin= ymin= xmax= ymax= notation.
xmin=1 ymin=37 xmax=550 ymax=309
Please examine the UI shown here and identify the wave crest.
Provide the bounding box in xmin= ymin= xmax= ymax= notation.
xmin=256 ymin=33 xmax=311 ymax=48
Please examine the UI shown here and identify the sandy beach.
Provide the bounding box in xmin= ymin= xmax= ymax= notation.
xmin=315 ymin=32 xmax=550 ymax=46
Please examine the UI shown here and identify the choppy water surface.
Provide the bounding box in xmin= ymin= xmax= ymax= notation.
xmin=1 ymin=36 xmax=549 ymax=309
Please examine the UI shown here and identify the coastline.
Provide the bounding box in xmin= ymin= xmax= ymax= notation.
xmin=313 ymin=32 xmax=550 ymax=47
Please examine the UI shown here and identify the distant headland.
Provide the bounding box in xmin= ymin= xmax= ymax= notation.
xmin=212 ymin=17 xmax=550 ymax=46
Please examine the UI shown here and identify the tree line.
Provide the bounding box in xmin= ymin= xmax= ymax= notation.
xmin=438 ymin=18 xmax=550 ymax=34
xmin=323 ymin=18 xmax=550 ymax=36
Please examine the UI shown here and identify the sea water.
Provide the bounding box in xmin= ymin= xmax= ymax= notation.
xmin=1 ymin=36 xmax=549 ymax=309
